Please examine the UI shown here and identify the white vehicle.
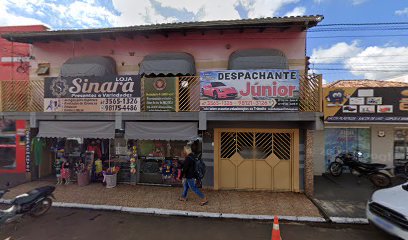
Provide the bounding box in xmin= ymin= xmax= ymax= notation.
xmin=367 ymin=183 xmax=408 ymax=239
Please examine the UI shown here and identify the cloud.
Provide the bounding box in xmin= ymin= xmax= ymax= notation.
xmin=238 ymin=0 xmax=299 ymax=18
xmin=2 ymin=0 xmax=118 ymax=29
xmin=284 ymin=6 xmax=306 ymax=16
xmin=0 ymin=0 xmax=304 ymax=29
xmin=310 ymin=41 xmax=362 ymax=64
xmin=351 ymin=0 xmax=367 ymax=5
xmin=111 ymin=0 xmax=301 ymax=26
xmin=395 ymin=7 xmax=408 ymax=16
xmin=345 ymin=46 xmax=408 ymax=79
xmin=0 ymin=1 xmax=47 ymax=26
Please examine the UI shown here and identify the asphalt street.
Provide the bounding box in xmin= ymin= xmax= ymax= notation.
xmin=0 ymin=207 xmax=396 ymax=240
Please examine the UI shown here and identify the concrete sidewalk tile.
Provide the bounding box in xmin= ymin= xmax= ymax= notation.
xmin=3 ymin=181 xmax=322 ymax=220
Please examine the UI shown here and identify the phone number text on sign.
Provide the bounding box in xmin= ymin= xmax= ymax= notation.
xmin=100 ymin=98 xmax=140 ymax=112
xmin=200 ymin=99 xmax=275 ymax=107
xmin=44 ymin=97 xmax=140 ymax=112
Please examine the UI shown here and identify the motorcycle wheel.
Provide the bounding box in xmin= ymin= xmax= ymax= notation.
xmin=369 ymin=173 xmax=391 ymax=188
xmin=30 ymin=198 xmax=52 ymax=217
xmin=329 ymin=162 xmax=343 ymax=177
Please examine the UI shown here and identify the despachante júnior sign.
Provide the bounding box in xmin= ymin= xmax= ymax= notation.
xmin=200 ymin=69 xmax=299 ymax=112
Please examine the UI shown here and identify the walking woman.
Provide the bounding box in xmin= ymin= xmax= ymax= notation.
xmin=179 ymin=145 xmax=208 ymax=206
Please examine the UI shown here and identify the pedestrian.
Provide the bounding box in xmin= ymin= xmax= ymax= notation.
xmin=179 ymin=145 xmax=208 ymax=206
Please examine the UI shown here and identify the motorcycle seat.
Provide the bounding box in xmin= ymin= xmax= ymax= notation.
xmin=359 ymin=162 xmax=387 ymax=169
xmin=11 ymin=186 xmax=55 ymax=206
xmin=12 ymin=190 xmax=42 ymax=205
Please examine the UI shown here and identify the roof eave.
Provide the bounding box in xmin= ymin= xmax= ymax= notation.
xmin=2 ymin=15 xmax=323 ymax=44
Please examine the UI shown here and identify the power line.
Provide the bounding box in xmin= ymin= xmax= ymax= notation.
xmin=312 ymin=68 xmax=408 ymax=72
xmin=310 ymin=54 xmax=408 ymax=59
xmin=316 ymin=22 xmax=408 ymax=27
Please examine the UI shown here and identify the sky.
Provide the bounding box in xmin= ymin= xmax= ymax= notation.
xmin=0 ymin=0 xmax=408 ymax=83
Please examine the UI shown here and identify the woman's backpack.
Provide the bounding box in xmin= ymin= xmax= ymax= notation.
xmin=194 ymin=153 xmax=206 ymax=180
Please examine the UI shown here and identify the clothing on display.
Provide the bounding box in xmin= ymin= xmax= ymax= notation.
xmin=87 ymin=144 xmax=102 ymax=159
xmin=31 ymin=137 xmax=45 ymax=166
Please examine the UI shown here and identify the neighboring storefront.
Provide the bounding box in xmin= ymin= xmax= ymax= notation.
xmin=314 ymin=81 xmax=408 ymax=175
xmin=0 ymin=120 xmax=28 ymax=188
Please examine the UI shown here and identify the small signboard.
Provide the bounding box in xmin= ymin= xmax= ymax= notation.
xmin=143 ymin=77 xmax=177 ymax=112
xmin=324 ymin=87 xmax=408 ymax=122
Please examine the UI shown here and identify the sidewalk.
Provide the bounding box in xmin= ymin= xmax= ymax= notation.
xmin=1 ymin=181 xmax=321 ymax=219
xmin=313 ymin=173 xmax=407 ymax=220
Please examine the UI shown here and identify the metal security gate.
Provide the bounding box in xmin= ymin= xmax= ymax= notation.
xmin=214 ymin=129 xmax=299 ymax=191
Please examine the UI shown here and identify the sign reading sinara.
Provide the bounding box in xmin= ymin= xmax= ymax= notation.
xmin=44 ymin=75 xmax=141 ymax=112
xmin=200 ymin=70 xmax=299 ymax=112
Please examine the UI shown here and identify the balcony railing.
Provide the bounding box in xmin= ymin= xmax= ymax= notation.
xmin=0 ymin=75 xmax=322 ymax=113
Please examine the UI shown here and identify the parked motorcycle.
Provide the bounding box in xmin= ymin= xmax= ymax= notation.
xmin=0 ymin=186 xmax=55 ymax=225
xmin=329 ymin=152 xmax=393 ymax=188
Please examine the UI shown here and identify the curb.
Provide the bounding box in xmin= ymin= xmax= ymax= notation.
xmin=53 ymin=201 xmax=327 ymax=222
xmin=308 ymin=197 xmax=332 ymax=223
xmin=1 ymin=198 xmax=325 ymax=223
xmin=330 ymin=217 xmax=369 ymax=224
xmin=1 ymin=198 xmax=369 ymax=224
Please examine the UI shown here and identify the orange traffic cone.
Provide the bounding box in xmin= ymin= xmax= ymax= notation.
xmin=271 ymin=216 xmax=282 ymax=240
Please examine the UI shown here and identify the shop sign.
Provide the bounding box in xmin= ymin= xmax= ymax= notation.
xmin=44 ymin=75 xmax=141 ymax=112
xmin=25 ymin=129 xmax=31 ymax=172
xmin=143 ymin=77 xmax=177 ymax=112
xmin=324 ymin=87 xmax=408 ymax=122
xmin=199 ymin=70 xmax=299 ymax=112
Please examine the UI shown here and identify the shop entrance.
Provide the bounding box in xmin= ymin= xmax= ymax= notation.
xmin=214 ymin=128 xmax=299 ymax=191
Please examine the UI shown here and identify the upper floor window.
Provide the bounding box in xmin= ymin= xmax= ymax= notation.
xmin=139 ymin=52 xmax=196 ymax=77
xmin=60 ymin=56 xmax=117 ymax=77
xmin=228 ymin=49 xmax=289 ymax=70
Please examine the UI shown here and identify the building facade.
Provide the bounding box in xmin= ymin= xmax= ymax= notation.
xmin=0 ymin=25 xmax=47 ymax=188
xmin=1 ymin=16 xmax=323 ymax=194
xmin=314 ymin=80 xmax=408 ymax=176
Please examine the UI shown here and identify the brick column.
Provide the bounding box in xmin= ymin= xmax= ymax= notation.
xmin=305 ymin=129 xmax=314 ymax=197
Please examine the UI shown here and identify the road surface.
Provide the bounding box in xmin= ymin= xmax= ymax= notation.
xmin=0 ymin=207 xmax=396 ymax=240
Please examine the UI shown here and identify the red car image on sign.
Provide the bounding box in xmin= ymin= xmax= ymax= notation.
xmin=201 ymin=82 xmax=238 ymax=100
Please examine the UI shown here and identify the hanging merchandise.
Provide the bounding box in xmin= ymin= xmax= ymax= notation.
xmin=31 ymin=137 xmax=45 ymax=166
xmin=87 ymin=140 xmax=102 ymax=159
xmin=95 ymin=159 xmax=103 ymax=174
xmin=54 ymin=150 xmax=64 ymax=185
xmin=129 ymin=146 xmax=137 ymax=174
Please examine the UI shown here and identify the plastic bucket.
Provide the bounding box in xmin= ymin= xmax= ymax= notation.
xmin=77 ymin=171 xmax=89 ymax=187
xmin=104 ymin=173 xmax=117 ymax=188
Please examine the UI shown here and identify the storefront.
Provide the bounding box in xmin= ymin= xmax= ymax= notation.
xmin=125 ymin=122 xmax=199 ymax=186
xmin=32 ymin=121 xmax=117 ymax=183
xmin=314 ymin=84 xmax=408 ymax=175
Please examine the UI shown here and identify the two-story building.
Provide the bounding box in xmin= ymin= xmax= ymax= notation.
xmin=1 ymin=16 xmax=324 ymax=195
xmin=0 ymin=25 xmax=47 ymax=188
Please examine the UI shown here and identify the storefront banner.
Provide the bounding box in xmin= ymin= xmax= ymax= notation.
xmin=143 ymin=77 xmax=177 ymax=112
xmin=44 ymin=75 xmax=141 ymax=112
xmin=324 ymin=87 xmax=408 ymax=122
xmin=199 ymin=70 xmax=299 ymax=112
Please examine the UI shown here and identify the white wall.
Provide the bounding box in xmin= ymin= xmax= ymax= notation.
xmin=370 ymin=125 xmax=395 ymax=167
xmin=313 ymin=130 xmax=325 ymax=175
